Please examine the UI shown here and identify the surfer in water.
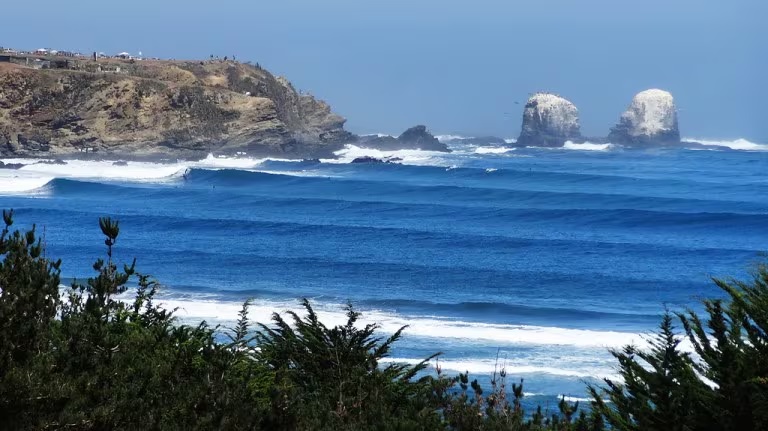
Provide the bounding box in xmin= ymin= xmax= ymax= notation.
xmin=182 ymin=168 xmax=191 ymax=181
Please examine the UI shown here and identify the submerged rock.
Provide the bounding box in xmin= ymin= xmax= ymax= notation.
xmin=35 ymin=159 xmax=67 ymax=165
xmin=0 ymin=161 xmax=25 ymax=170
xmin=350 ymin=156 xmax=403 ymax=164
xmin=351 ymin=156 xmax=386 ymax=164
xmin=608 ymin=89 xmax=680 ymax=146
xmin=516 ymin=93 xmax=581 ymax=147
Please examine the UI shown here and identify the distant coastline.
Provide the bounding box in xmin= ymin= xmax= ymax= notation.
xmin=0 ymin=45 xmax=759 ymax=162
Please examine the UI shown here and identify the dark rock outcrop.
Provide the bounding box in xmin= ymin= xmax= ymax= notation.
xmin=397 ymin=125 xmax=447 ymax=151
xmin=516 ymin=93 xmax=581 ymax=147
xmin=608 ymin=89 xmax=680 ymax=146
xmin=0 ymin=161 xmax=25 ymax=170
xmin=356 ymin=125 xmax=449 ymax=152
xmin=351 ymin=156 xmax=386 ymax=164
xmin=350 ymin=156 xmax=403 ymax=164
xmin=35 ymin=159 xmax=67 ymax=165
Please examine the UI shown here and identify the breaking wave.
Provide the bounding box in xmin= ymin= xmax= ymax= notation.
xmin=686 ymin=138 xmax=768 ymax=151
xmin=436 ymin=134 xmax=474 ymax=142
xmin=474 ymin=146 xmax=515 ymax=154
xmin=383 ymin=358 xmax=618 ymax=380
xmin=157 ymin=296 xmax=642 ymax=349
xmin=563 ymin=141 xmax=614 ymax=151
xmin=0 ymin=172 xmax=55 ymax=193
xmin=328 ymin=144 xmax=452 ymax=166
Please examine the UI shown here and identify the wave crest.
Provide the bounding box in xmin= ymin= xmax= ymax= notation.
xmin=328 ymin=144 xmax=452 ymax=166
xmin=563 ymin=141 xmax=614 ymax=151
xmin=475 ymin=146 xmax=515 ymax=155
xmin=159 ymin=296 xmax=641 ymax=349
xmin=686 ymin=138 xmax=768 ymax=151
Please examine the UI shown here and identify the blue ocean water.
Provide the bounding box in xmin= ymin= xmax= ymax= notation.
xmin=1 ymin=139 xmax=767 ymax=407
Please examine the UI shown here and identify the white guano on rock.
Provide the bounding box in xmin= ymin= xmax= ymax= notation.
xmin=609 ymin=89 xmax=680 ymax=145
xmin=516 ymin=93 xmax=581 ymax=147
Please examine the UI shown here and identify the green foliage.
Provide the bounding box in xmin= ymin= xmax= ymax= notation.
xmin=677 ymin=265 xmax=768 ymax=430
xmin=0 ymin=209 xmax=62 ymax=410
xmin=256 ymin=299 xmax=443 ymax=430
xmin=431 ymin=364 xmax=595 ymax=431
xmin=587 ymin=314 xmax=707 ymax=431
xmin=589 ymin=265 xmax=768 ymax=431
xmin=0 ymin=211 xmax=271 ymax=430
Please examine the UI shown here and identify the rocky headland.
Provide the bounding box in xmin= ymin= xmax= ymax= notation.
xmin=0 ymin=57 xmax=358 ymax=160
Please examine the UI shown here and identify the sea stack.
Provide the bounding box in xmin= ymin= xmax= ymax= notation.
xmin=608 ymin=89 xmax=680 ymax=146
xmin=516 ymin=93 xmax=581 ymax=147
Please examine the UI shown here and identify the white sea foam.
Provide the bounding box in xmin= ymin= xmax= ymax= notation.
xmin=562 ymin=141 xmax=614 ymax=151
xmin=558 ymin=395 xmax=597 ymax=403
xmin=17 ymin=160 xmax=188 ymax=181
xmin=362 ymin=133 xmax=395 ymax=138
xmin=327 ymin=144 xmax=453 ymax=167
xmin=74 ymin=290 xmax=634 ymax=384
xmin=504 ymin=138 xmax=517 ymax=144
xmin=0 ymin=153 xmax=315 ymax=193
xmin=0 ymin=170 xmax=55 ymax=193
xmin=435 ymin=134 xmax=473 ymax=142
xmin=157 ymin=296 xmax=641 ymax=349
xmin=0 ymin=158 xmax=190 ymax=193
xmin=475 ymin=146 xmax=515 ymax=154
xmin=194 ymin=153 xmax=265 ymax=169
xmin=523 ymin=393 xmax=610 ymax=403
xmin=383 ymin=357 xmax=619 ymax=380
xmin=685 ymin=138 xmax=768 ymax=151
xmin=156 ymin=294 xmax=634 ymax=379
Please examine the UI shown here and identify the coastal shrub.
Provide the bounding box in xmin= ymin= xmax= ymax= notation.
xmin=0 ymin=209 xmax=61 ymax=384
xmin=589 ymin=265 xmax=768 ymax=431
xmin=255 ymin=299 xmax=444 ymax=430
xmin=0 ymin=212 xmax=272 ymax=429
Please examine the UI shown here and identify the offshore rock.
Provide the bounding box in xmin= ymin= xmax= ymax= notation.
xmin=516 ymin=93 xmax=581 ymax=147
xmin=608 ymin=89 xmax=680 ymax=146
xmin=350 ymin=156 xmax=403 ymax=164
xmin=0 ymin=161 xmax=25 ymax=170
xmin=397 ymin=125 xmax=448 ymax=151
xmin=357 ymin=125 xmax=449 ymax=152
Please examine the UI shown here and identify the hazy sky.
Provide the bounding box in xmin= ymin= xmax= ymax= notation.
xmin=2 ymin=0 xmax=765 ymax=141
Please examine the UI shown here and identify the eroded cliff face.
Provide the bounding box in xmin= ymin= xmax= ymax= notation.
xmin=0 ymin=60 xmax=352 ymax=159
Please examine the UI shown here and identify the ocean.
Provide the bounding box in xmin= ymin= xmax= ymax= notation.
xmin=1 ymin=137 xmax=767 ymax=408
